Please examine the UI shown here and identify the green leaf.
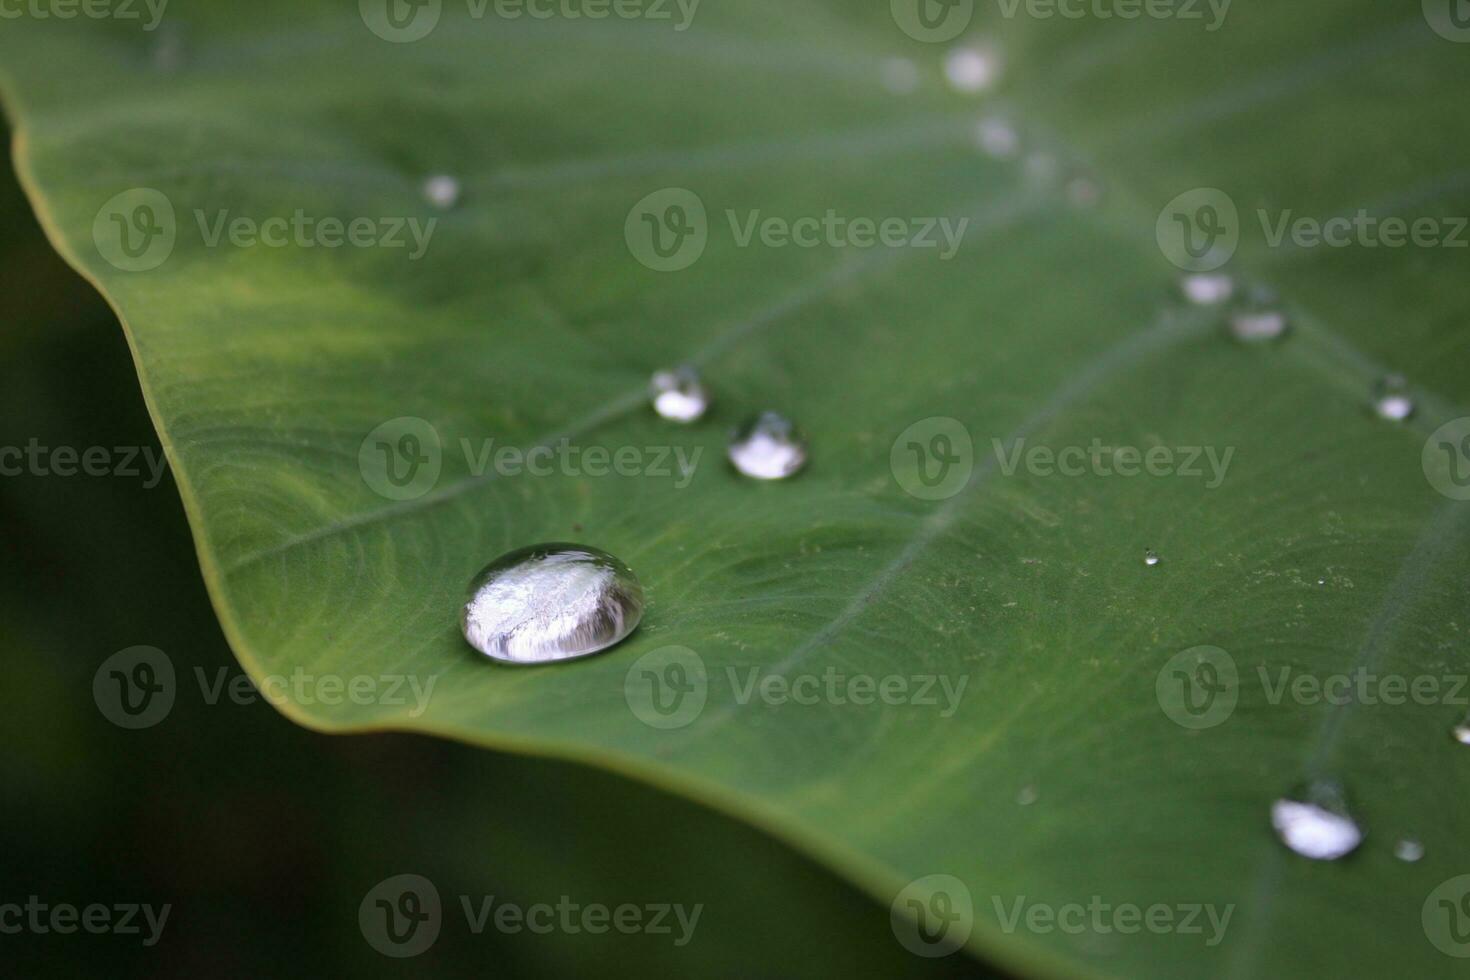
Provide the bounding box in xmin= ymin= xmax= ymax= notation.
xmin=4 ymin=2 xmax=1470 ymax=976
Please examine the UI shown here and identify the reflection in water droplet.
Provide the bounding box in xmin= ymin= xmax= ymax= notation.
xmin=974 ymin=116 xmax=1020 ymax=160
xmin=1453 ymin=716 xmax=1470 ymax=745
xmin=944 ymin=46 xmax=1001 ymax=94
xmin=1271 ymin=782 xmax=1363 ymax=861
xmin=1181 ymin=273 xmax=1235 ymax=306
xmin=1228 ymin=287 xmax=1290 ymax=343
xmin=1372 ymin=375 xmax=1415 ymax=422
xmin=461 ymin=544 xmax=644 ymax=664
xmin=1395 ymin=839 xmax=1425 ymax=863
xmin=728 ymin=412 xmax=809 ymax=480
xmin=881 ymin=57 xmax=920 ymax=94
xmin=1144 ymin=549 xmax=1161 ymax=567
xmin=423 ymin=175 xmax=461 ymax=210
xmin=649 ymin=365 xmax=709 ymax=423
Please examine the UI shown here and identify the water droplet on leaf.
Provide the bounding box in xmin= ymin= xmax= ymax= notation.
xmin=974 ymin=116 xmax=1020 ymax=160
xmin=461 ymin=544 xmax=644 ymax=665
xmin=1228 ymin=287 xmax=1290 ymax=343
xmin=423 ymin=175 xmax=461 ymax=210
xmin=1144 ymin=549 xmax=1161 ymax=567
xmin=1395 ymin=839 xmax=1425 ymax=863
xmin=1180 ymin=272 xmax=1235 ymax=306
xmin=1452 ymin=716 xmax=1470 ymax=745
xmin=944 ymin=45 xmax=1001 ymax=94
xmin=728 ymin=412 xmax=808 ymax=480
xmin=649 ymin=365 xmax=710 ymax=423
xmin=1271 ymin=781 xmax=1363 ymax=861
xmin=1372 ymin=375 xmax=1415 ymax=422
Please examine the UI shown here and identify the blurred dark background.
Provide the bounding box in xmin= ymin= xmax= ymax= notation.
xmin=0 ymin=122 xmax=998 ymax=978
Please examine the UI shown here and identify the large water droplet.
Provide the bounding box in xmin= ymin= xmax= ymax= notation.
xmin=1271 ymin=782 xmax=1363 ymax=861
xmin=461 ymin=544 xmax=644 ymax=665
xmin=1144 ymin=549 xmax=1161 ymax=567
xmin=1180 ymin=272 xmax=1235 ymax=306
xmin=944 ymin=45 xmax=1001 ymax=94
xmin=423 ymin=174 xmax=461 ymax=210
xmin=1372 ymin=375 xmax=1415 ymax=422
xmin=1395 ymin=839 xmax=1425 ymax=863
xmin=974 ymin=116 xmax=1020 ymax=160
xmin=649 ymin=365 xmax=710 ymax=423
xmin=1229 ymin=287 xmax=1290 ymax=343
xmin=728 ymin=412 xmax=809 ymax=480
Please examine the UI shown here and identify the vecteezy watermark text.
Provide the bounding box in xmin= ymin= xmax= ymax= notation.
xmin=991 ymin=0 xmax=1230 ymax=31
xmin=359 ymin=0 xmax=700 ymax=43
xmin=992 ymin=895 xmax=1233 ymax=946
xmin=0 ymin=897 xmax=170 ymax=946
xmin=0 ymin=439 xmax=168 ymax=488
xmin=0 ymin=0 xmax=168 ymax=30
xmin=358 ymin=875 xmax=701 ymax=957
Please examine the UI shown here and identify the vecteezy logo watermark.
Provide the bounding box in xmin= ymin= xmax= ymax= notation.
xmin=93 ymin=647 xmax=176 ymax=730
xmin=1158 ymin=645 xmax=1470 ymax=730
xmin=1424 ymin=875 xmax=1470 ymax=958
xmin=0 ymin=439 xmax=169 ymax=488
xmin=93 ymin=189 xmax=437 ymax=271
xmin=0 ymin=897 xmax=171 ymax=946
xmin=0 ymin=0 xmax=169 ymax=30
xmin=992 ymin=895 xmax=1233 ymax=946
xmin=93 ymin=647 xmax=440 ymax=729
xmin=625 ymin=188 xmax=708 ymax=272
xmin=359 ymin=416 xmax=704 ymax=501
xmin=1424 ymin=0 xmax=1470 ymax=43
xmin=991 ymin=0 xmax=1230 ymax=30
xmin=360 ymin=875 xmax=442 ymax=958
xmin=1156 ymin=188 xmax=1239 ymax=272
xmin=360 ymin=0 xmax=699 ymax=42
xmin=890 ymin=0 xmax=974 ymax=42
xmin=93 ymin=188 xmax=176 ymax=272
xmin=625 ymin=188 xmax=970 ymax=271
xmin=891 ymin=875 xmax=974 ymax=958
xmin=359 ymin=875 xmax=702 ymax=956
xmin=624 ymin=646 xmax=709 ymax=730
xmin=1156 ymin=646 xmax=1238 ymax=730
xmin=1423 ymin=418 xmax=1470 ymax=500
xmin=892 ymin=417 xmax=974 ymax=501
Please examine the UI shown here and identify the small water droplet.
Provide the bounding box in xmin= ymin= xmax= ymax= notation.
xmin=1228 ymin=287 xmax=1290 ymax=343
xmin=1016 ymin=785 xmax=1038 ymax=806
xmin=1317 ymin=578 xmax=1327 ymax=586
xmin=1372 ymin=374 xmax=1415 ymax=422
xmin=974 ymin=116 xmax=1020 ymax=160
xmin=423 ymin=175 xmax=461 ymax=210
xmin=1144 ymin=549 xmax=1161 ymax=567
xmin=1395 ymin=838 xmax=1425 ymax=863
xmin=728 ymin=412 xmax=809 ymax=480
xmin=649 ymin=365 xmax=710 ymax=423
xmin=880 ymin=57 xmax=920 ymax=94
xmin=1180 ymin=272 xmax=1235 ymax=306
xmin=461 ymin=544 xmax=644 ymax=664
xmin=944 ymin=45 xmax=1001 ymax=94
xmin=1271 ymin=781 xmax=1363 ymax=861
xmin=1452 ymin=715 xmax=1470 ymax=744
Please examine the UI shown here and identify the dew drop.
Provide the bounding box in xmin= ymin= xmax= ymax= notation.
xmin=1144 ymin=549 xmax=1161 ymax=567
xmin=944 ymin=45 xmax=1001 ymax=94
xmin=881 ymin=57 xmax=920 ymax=94
xmin=1452 ymin=715 xmax=1470 ymax=745
xmin=728 ymin=412 xmax=809 ymax=480
xmin=1372 ymin=374 xmax=1415 ymax=422
xmin=1228 ymin=287 xmax=1290 ymax=343
xmin=1395 ymin=839 xmax=1425 ymax=863
xmin=649 ymin=365 xmax=710 ymax=423
xmin=974 ymin=116 xmax=1020 ymax=160
xmin=461 ymin=544 xmax=644 ymax=665
xmin=1271 ymin=782 xmax=1363 ymax=861
xmin=1180 ymin=272 xmax=1235 ymax=306
xmin=1016 ymin=785 xmax=1038 ymax=806
xmin=423 ymin=174 xmax=461 ymax=210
